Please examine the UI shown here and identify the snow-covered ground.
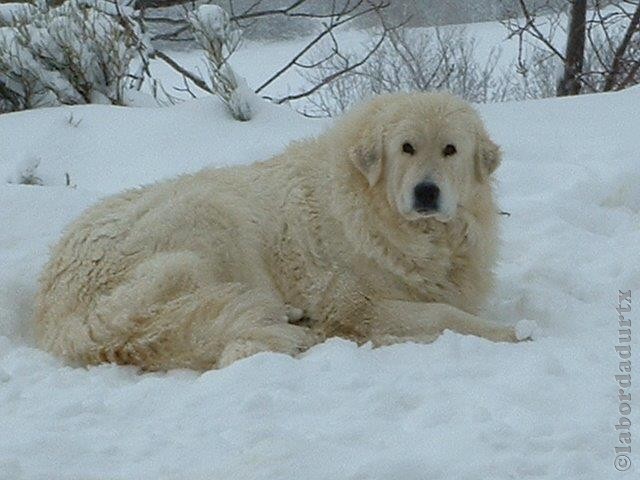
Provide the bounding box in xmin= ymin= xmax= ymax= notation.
xmin=1 ymin=79 xmax=639 ymax=479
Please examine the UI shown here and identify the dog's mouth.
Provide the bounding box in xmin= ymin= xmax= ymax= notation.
xmin=414 ymin=206 xmax=438 ymax=216
xmin=404 ymin=208 xmax=453 ymax=224
xmin=398 ymin=186 xmax=456 ymax=223
xmin=424 ymin=211 xmax=453 ymax=223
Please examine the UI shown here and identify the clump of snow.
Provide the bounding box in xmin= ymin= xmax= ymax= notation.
xmin=190 ymin=4 xmax=228 ymax=42
xmin=0 ymin=87 xmax=638 ymax=478
xmin=515 ymin=319 xmax=538 ymax=341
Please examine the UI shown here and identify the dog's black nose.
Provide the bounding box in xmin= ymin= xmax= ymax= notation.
xmin=413 ymin=182 xmax=440 ymax=212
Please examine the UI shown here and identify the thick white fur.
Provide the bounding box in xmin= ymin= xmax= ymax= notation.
xmin=36 ymin=92 xmax=519 ymax=371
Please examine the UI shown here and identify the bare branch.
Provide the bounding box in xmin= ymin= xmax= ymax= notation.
xmin=269 ymin=28 xmax=387 ymax=105
xmin=604 ymin=2 xmax=640 ymax=90
xmin=254 ymin=0 xmax=390 ymax=94
xmin=153 ymin=49 xmax=213 ymax=94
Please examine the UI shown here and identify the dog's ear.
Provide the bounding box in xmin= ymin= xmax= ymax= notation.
xmin=349 ymin=125 xmax=383 ymax=187
xmin=475 ymin=130 xmax=501 ymax=181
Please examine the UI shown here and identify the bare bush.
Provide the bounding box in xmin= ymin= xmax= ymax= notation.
xmin=508 ymin=49 xmax=562 ymax=100
xmin=300 ymin=27 xmax=511 ymax=117
xmin=300 ymin=0 xmax=638 ymax=116
xmin=503 ymin=0 xmax=640 ymax=96
xmin=8 ymin=157 xmax=44 ymax=186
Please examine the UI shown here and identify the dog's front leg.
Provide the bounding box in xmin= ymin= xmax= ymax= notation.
xmin=371 ymin=300 xmax=522 ymax=344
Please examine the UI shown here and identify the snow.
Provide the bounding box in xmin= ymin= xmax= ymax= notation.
xmin=514 ymin=318 xmax=538 ymax=341
xmin=1 ymin=85 xmax=639 ymax=478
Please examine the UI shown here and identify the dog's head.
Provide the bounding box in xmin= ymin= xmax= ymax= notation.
xmin=344 ymin=92 xmax=501 ymax=223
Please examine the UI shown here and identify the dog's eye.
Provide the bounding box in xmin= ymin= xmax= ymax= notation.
xmin=402 ymin=142 xmax=415 ymax=155
xmin=443 ymin=144 xmax=457 ymax=156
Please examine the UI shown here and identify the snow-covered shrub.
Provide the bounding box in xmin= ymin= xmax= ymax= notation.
xmin=0 ymin=2 xmax=39 ymax=27
xmin=187 ymin=4 xmax=251 ymax=121
xmin=0 ymin=0 xmax=149 ymax=113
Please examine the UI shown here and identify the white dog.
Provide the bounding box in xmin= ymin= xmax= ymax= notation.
xmin=36 ymin=92 xmax=525 ymax=370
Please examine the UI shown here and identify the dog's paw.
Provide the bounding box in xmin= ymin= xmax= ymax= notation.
xmin=217 ymin=339 xmax=270 ymax=368
xmin=515 ymin=319 xmax=538 ymax=341
xmin=217 ymin=323 xmax=319 ymax=368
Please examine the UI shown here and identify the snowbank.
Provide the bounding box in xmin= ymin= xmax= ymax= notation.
xmin=0 ymin=88 xmax=638 ymax=479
